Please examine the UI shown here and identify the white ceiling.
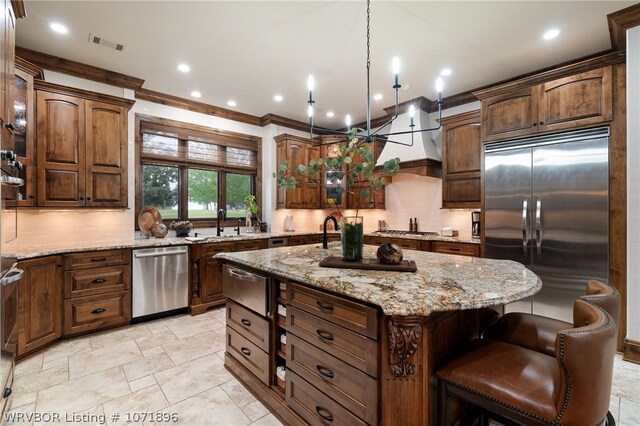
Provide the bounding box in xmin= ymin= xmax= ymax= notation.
xmin=16 ymin=1 xmax=633 ymax=127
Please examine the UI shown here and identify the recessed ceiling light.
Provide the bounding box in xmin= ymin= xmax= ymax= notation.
xmin=373 ymin=93 xmax=383 ymax=101
xmin=326 ymin=111 xmax=335 ymax=118
xmin=227 ymin=100 xmax=237 ymax=107
xmin=274 ymin=94 xmax=283 ymax=102
xmin=440 ymin=68 xmax=452 ymax=77
xmin=177 ymin=63 xmax=190 ymax=73
xmin=190 ymin=91 xmax=202 ymax=98
xmin=50 ymin=22 xmax=68 ymax=34
xmin=543 ymin=28 xmax=560 ymax=40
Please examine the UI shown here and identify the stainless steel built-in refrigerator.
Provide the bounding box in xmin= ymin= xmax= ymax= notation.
xmin=484 ymin=127 xmax=609 ymax=322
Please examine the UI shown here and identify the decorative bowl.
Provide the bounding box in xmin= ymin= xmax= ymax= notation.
xmin=376 ymin=243 xmax=403 ymax=264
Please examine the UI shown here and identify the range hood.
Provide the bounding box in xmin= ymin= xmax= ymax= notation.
xmin=375 ymin=98 xmax=442 ymax=178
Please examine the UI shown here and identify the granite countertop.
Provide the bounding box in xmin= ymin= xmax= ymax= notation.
xmin=215 ymin=245 xmax=541 ymax=317
xmin=5 ymin=230 xmax=478 ymax=260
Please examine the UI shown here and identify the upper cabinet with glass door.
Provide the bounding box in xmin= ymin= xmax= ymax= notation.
xmin=10 ymin=58 xmax=43 ymax=207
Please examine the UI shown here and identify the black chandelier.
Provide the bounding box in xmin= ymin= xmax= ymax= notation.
xmin=307 ymin=0 xmax=445 ymax=147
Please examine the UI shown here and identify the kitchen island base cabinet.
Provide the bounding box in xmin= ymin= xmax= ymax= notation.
xmin=223 ymin=267 xmax=485 ymax=426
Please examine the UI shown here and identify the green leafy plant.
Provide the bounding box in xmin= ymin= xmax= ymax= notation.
xmin=275 ymin=128 xmax=400 ymax=217
xmin=244 ymin=195 xmax=261 ymax=222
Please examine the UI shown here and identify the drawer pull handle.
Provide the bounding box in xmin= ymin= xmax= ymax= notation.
xmin=316 ymin=365 xmax=334 ymax=379
xmin=316 ymin=300 xmax=334 ymax=312
xmin=91 ymin=278 xmax=107 ymax=284
xmin=448 ymin=248 xmax=460 ymax=251
xmin=91 ymin=257 xmax=107 ymax=262
xmin=241 ymin=319 xmax=252 ymax=327
xmin=91 ymin=308 xmax=106 ymax=314
xmin=316 ymin=329 xmax=334 ymax=341
xmin=240 ymin=347 xmax=251 ymax=356
xmin=315 ymin=406 xmax=333 ymax=422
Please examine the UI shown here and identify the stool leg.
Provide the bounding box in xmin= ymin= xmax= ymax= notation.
xmin=438 ymin=378 xmax=448 ymax=426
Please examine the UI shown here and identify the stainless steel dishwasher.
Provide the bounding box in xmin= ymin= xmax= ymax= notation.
xmin=132 ymin=246 xmax=189 ymax=321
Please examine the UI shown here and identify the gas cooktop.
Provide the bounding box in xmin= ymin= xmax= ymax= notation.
xmin=374 ymin=230 xmax=440 ymax=236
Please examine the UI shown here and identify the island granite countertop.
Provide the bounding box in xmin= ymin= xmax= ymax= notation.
xmin=215 ymin=245 xmax=541 ymax=317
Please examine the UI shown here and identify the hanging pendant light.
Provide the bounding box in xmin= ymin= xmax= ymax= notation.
xmin=306 ymin=0 xmax=445 ymax=146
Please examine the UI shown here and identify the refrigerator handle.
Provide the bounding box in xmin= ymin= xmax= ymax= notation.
xmin=522 ymin=197 xmax=528 ymax=255
xmin=535 ymin=196 xmax=542 ymax=255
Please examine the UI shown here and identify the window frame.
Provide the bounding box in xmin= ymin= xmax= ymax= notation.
xmin=135 ymin=114 xmax=262 ymax=229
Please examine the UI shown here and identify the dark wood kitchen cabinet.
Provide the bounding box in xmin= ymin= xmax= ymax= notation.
xmin=190 ymin=240 xmax=267 ymax=315
xmin=63 ymin=249 xmax=131 ymax=336
xmin=440 ymin=110 xmax=481 ymax=208
xmin=275 ymin=134 xmax=321 ymax=209
xmin=17 ymin=256 xmax=63 ymax=356
xmin=35 ymin=81 xmax=133 ymax=208
xmin=479 ymin=66 xmax=612 ymax=142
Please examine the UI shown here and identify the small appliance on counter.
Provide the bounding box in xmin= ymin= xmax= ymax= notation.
xmin=472 ymin=211 xmax=481 ymax=239
xmin=441 ymin=228 xmax=459 ymax=237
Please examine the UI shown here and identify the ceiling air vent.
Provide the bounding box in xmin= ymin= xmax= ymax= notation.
xmin=88 ymin=33 xmax=124 ymax=51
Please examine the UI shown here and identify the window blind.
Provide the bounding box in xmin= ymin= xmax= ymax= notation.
xmin=141 ymin=132 xmax=257 ymax=171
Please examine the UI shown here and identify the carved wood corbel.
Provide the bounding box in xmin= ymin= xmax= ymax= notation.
xmin=388 ymin=316 xmax=422 ymax=377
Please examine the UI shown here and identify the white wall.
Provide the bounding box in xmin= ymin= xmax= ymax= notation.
xmin=626 ymin=27 xmax=640 ymax=342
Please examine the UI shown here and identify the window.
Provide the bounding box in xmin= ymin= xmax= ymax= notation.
xmin=142 ymin=165 xmax=179 ymax=219
xmin=136 ymin=116 xmax=261 ymax=226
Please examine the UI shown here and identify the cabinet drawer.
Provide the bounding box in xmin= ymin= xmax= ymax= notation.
xmin=64 ymin=250 xmax=130 ymax=270
xmin=63 ymin=291 xmax=130 ymax=336
xmin=235 ymin=240 xmax=265 ymax=251
xmin=64 ymin=265 xmax=130 ymax=298
xmin=432 ymin=242 xmax=480 ymax=257
xmin=288 ymin=236 xmax=308 ymax=246
xmin=287 ymin=370 xmax=367 ymax=426
xmin=287 ymin=333 xmax=377 ymax=424
xmin=287 ymin=306 xmax=378 ymax=377
xmin=363 ymin=235 xmax=387 ymax=246
xmin=389 ymin=238 xmax=421 ymax=250
xmin=226 ymin=325 xmax=270 ymax=385
xmin=288 ymin=283 xmax=377 ymax=339
xmin=226 ymin=299 xmax=270 ymax=353
xmin=202 ymin=242 xmax=234 ymax=257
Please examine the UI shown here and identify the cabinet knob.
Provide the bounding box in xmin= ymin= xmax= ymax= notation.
xmin=91 ymin=308 xmax=106 ymax=314
xmin=532 ymin=122 xmax=538 ymax=126
xmin=79 ymin=196 xmax=84 ymax=200
xmin=4 ymin=123 xmax=14 ymax=132
xmin=3 ymin=387 xmax=11 ymax=399
xmin=539 ymin=121 xmax=544 ymax=125
xmin=87 ymin=197 xmax=92 ymax=201
xmin=28 ymin=195 xmax=34 ymax=199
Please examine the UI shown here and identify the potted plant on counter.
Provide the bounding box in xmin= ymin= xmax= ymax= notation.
xmin=275 ymin=128 xmax=400 ymax=261
xmin=244 ymin=195 xmax=267 ymax=233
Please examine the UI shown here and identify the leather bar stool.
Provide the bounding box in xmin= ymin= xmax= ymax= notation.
xmin=437 ymin=299 xmax=617 ymax=426
xmin=483 ymin=280 xmax=620 ymax=357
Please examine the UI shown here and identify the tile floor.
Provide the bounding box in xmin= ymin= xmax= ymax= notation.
xmin=3 ymin=307 xmax=640 ymax=425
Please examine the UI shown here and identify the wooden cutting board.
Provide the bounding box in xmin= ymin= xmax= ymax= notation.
xmin=318 ymin=256 xmax=417 ymax=272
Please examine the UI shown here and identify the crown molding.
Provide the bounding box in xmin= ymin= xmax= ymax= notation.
xmin=11 ymin=0 xmax=26 ymax=18
xmin=15 ymin=56 xmax=44 ymax=79
xmin=135 ymin=88 xmax=262 ymax=127
xmin=15 ymin=46 xmax=145 ymax=90
xmin=608 ymin=3 xmax=640 ymax=52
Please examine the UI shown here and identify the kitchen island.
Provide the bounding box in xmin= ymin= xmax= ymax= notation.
xmin=216 ymin=245 xmax=541 ymax=426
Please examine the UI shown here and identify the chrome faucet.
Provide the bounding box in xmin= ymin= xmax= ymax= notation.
xmin=234 ymin=219 xmax=242 ymax=236
xmin=217 ymin=209 xmax=226 ymax=236
xmin=322 ymin=215 xmax=338 ymax=249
